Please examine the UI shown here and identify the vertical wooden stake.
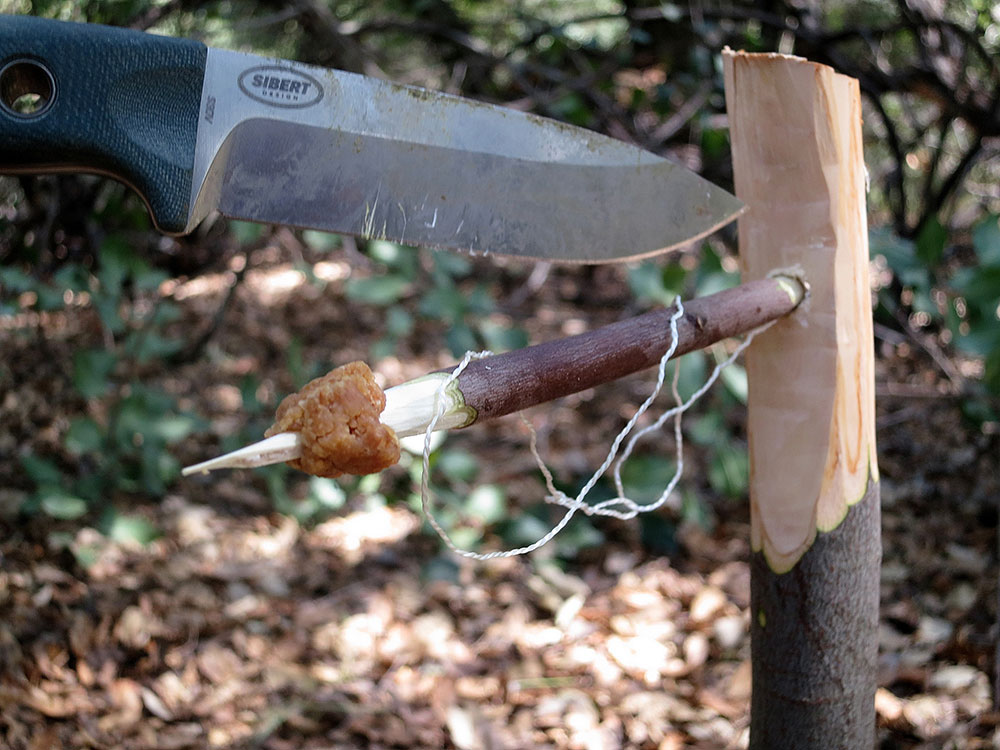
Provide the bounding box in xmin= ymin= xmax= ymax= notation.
xmin=723 ymin=51 xmax=881 ymax=749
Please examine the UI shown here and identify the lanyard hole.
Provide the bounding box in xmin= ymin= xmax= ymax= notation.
xmin=0 ymin=59 xmax=56 ymax=118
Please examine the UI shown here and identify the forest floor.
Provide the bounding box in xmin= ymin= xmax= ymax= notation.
xmin=1 ymin=239 xmax=998 ymax=749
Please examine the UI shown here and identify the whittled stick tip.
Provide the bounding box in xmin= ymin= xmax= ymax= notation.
xmin=181 ymin=431 xmax=302 ymax=475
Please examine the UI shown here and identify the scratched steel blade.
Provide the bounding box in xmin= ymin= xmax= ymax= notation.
xmin=189 ymin=50 xmax=743 ymax=263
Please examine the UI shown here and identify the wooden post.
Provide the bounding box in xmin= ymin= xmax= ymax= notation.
xmin=723 ymin=51 xmax=880 ymax=748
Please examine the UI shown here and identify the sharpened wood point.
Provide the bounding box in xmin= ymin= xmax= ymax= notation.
xmin=183 ymin=274 xmax=806 ymax=475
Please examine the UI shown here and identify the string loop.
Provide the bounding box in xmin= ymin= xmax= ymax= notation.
xmin=420 ymin=297 xmax=776 ymax=560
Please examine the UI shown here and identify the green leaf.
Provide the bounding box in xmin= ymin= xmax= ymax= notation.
xmin=93 ymin=294 xmax=125 ymax=334
xmin=695 ymin=245 xmax=738 ymax=296
xmin=286 ymin=337 xmax=306 ymax=389
xmin=419 ymin=283 xmax=466 ymax=321
xmin=549 ymin=92 xmax=589 ymax=126
xmin=719 ymin=361 xmax=748 ymax=403
xmin=467 ymin=284 xmax=496 ymax=315
xmin=639 ymin=513 xmax=678 ymax=555
xmin=688 ymin=411 xmax=725 ymax=446
xmin=65 ymin=417 xmax=104 ymax=455
xmin=675 ymin=352 xmax=707 ymax=401
xmin=21 ymin=454 xmax=63 ymax=486
xmin=681 ymin=489 xmax=714 ymax=530
xmin=239 ymin=375 xmax=262 ymax=412
xmin=972 ymin=214 xmax=1000 ymax=265
xmin=466 ymin=484 xmax=506 ymax=525
xmin=72 ymin=349 xmax=117 ymax=399
xmin=446 ymin=525 xmax=482 ymax=550
xmin=628 ymin=261 xmax=675 ymax=306
xmin=708 ymin=441 xmax=749 ymax=498
xmin=954 ymin=325 xmax=1000 ymax=357
xmin=433 ymin=251 xmax=472 ymax=279
xmin=478 ymin=320 xmax=528 ymax=352
xmin=0 ymin=267 xmax=36 ymax=294
xmin=386 ymin=307 xmax=413 ymax=338
xmin=370 ymin=337 xmax=396 ymax=362
xmin=553 ymin=516 xmax=604 ymax=558
xmin=660 ymin=264 xmax=688 ymax=296
xmin=961 ymin=396 xmax=999 ymax=425
xmin=499 ymin=511 xmax=552 ymax=549
xmin=951 ymin=266 xmax=1000 ymax=308
xmin=436 ymin=449 xmax=479 ymax=482
xmin=915 ymin=216 xmax=947 ymax=266
xmin=73 ymin=473 xmax=107 ymax=505
xmin=39 ymin=489 xmax=88 ymax=520
xmin=53 ymin=263 xmax=89 ymax=293
xmin=422 ymin=555 xmax=460 ymax=583
xmin=368 ymin=240 xmax=411 ymax=271
xmin=151 ymin=414 xmax=197 ymax=444
xmin=33 ymin=284 xmax=65 ymax=311
xmin=985 ymin=348 xmax=1000 ymax=394
xmin=71 ymin=543 xmax=101 ymax=570
xmin=129 ymin=331 xmax=183 ymax=363
xmin=620 ymin=454 xmax=678 ymax=506
xmin=230 ymin=220 xmax=264 ymax=246
xmin=344 ymin=275 xmax=410 ymax=306
xmin=445 ymin=324 xmax=479 ymax=358
xmin=106 ymin=513 xmax=160 ymax=545
xmin=871 ymin=228 xmax=913 ymax=263
xmin=308 ymin=477 xmax=346 ymax=509
xmin=144 ymin=447 xmax=180 ymax=494
xmin=96 ymin=235 xmax=133 ymax=294
xmin=871 ymin=228 xmax=928 ymax=288
xmin=133 ymin=267 xmax=169 ymax=292
xmin=302 ymin=230 xmax=341 ymax=252
xmin=701 ymin=128 xmax=729 ymax=161
xmin=112 ymin=387 xmax=176 ymax=445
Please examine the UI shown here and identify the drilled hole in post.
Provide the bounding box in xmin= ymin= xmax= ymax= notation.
xmin=0 ymin=59 xmax=55 ymax=118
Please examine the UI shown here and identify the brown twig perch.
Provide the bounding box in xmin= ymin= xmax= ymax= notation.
xmin=442 ymin=274 xmax=805 ymax=424
xmin=183 ymin=273 xmax=806 ymax=475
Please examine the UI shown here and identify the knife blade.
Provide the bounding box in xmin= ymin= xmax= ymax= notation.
xmin=0 ymin=15 xmax=743 ymax=263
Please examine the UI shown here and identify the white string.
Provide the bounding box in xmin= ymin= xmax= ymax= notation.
xmin=419 ymin=297 xmax=778 ymax=560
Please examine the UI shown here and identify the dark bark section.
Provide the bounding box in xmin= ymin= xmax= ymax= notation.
xmin=447 ymin=276 xmax=801 ymax=423
xmin=749 ymin=479 xmax=881 ymax=750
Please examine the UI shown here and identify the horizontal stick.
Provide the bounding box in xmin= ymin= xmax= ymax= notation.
xmin=449 ymin=274 xmax=806 ymax=425
xmin=183 ymin=274 xmax=805 ymax=475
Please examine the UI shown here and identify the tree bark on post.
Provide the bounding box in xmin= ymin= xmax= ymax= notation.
xmin=723 ymin=51 xmax=881 ymax=749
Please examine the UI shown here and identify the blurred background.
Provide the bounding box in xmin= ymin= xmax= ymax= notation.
xmin=0 ymin=1 xmax=998 ymax=748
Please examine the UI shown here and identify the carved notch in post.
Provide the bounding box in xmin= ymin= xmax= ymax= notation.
xmin=723 ymin=51 xmax=881 ymax=748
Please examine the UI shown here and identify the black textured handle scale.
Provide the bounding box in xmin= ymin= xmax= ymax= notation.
xmin=0 ymin=15 xmax=206 ymax=233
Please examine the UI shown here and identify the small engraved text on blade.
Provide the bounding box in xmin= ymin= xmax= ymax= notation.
xmin=237 ymin=65 xmax=324 ymax=109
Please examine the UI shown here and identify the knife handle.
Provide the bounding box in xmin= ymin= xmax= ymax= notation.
xmin=0 ymin=15 xmax=206 ymax=233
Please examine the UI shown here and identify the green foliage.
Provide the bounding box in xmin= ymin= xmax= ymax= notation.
xmin=950 ymin=215 xmax=1000 ymax=394
xmin=106 ymin=513 xmax=160 ymax=545
xmin=400 ymin=439 xmax=514 ymax=552
xmin=4 ymin=230 xmax=199 ymax=525
xmin=916 ymin=216 xmax=948 ymax=266
xmin=344 ymin=240 xmax=527 ymax=359
xmin=874 ymin=219 xmax=1000 ymax=403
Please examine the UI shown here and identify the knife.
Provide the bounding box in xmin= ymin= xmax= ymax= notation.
xmin=0 ymin=15 xmax=742 ymax=263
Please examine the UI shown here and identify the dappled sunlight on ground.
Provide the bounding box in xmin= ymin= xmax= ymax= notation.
xmin=2 ymin=238 xmax=998 ymax=748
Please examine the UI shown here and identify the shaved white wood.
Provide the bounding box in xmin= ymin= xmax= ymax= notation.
xmin=724 ymin=50 xmax=878 ymax=572
xmin=181 ymin=431 xmax=302 ymax=475
xmin=381 ymin=373 xmax=476 ymax=438
xmin=181 ymin=376 xmax=471 ymax=475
